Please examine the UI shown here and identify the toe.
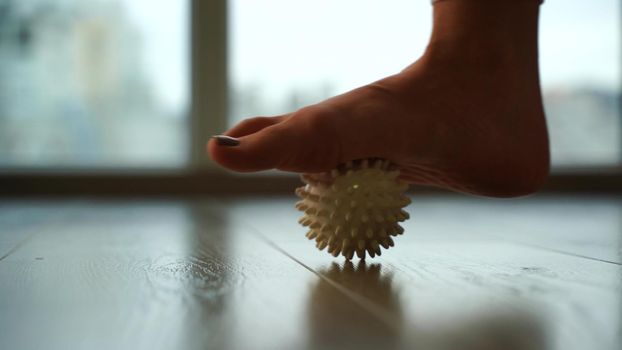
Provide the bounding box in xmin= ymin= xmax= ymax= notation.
xmin=208 ymin=106 xmax=343 ymax=173
xmin=225 ymin=115 xmax=287 ymax=138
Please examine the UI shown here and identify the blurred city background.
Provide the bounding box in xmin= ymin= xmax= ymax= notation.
xmin=0 ymin=0 xmax=619 ymax=169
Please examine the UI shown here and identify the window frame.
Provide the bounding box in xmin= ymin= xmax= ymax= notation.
xmin=0 ymin=0 xmax=621 ymax=196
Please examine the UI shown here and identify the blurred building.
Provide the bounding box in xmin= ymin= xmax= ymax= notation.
xmin=544 ymin=87 xmax=620 ymax=166
xmin=0 ymin=0 xmax=185 ymax=166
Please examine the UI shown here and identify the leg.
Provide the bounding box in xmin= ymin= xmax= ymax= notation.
xmin=208 ymin=0 xmax=549 ymax=197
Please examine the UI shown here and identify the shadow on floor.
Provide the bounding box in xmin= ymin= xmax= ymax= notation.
xmin=307 ymin=261 xmax=403 ymax=350
xmin=307 ymin=260 xmax=549 ymax=350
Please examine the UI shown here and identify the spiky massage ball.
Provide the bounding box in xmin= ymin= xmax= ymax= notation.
xmin=295 ymin=159 xmax=411 ymax=260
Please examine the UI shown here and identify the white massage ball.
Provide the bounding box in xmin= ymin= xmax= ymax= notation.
xmin=295 ymin=159 xmax=411 ymax=260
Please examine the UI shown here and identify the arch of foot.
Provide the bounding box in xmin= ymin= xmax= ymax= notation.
xmin=296 ymin=159 xmax=411 ymax=259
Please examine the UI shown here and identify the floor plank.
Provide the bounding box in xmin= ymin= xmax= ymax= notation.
xmin=0 ymin=195 xmax=620 ymax=350
xmin=0 ymin=200 xmax=75 ymax=260
xmin=414 ymin=195 xmax=622 ymax=265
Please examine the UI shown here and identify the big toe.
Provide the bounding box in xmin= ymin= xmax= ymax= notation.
xmin=208 ymin=106 xmax=343 ymax=173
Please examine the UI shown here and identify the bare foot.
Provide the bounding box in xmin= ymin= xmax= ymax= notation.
xmin=208 ymin=0 xmax=549 ymax=197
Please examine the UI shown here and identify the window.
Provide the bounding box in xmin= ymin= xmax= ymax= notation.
xmin=0 ymin=0 xmax=189 ymax=168
xmin=229 ymin=0 xmax=429 ymax=124
xmin=0 ymin=0 xmax=619 ymax=174
xmin=539 ymin=0 xmax=620 ymax=167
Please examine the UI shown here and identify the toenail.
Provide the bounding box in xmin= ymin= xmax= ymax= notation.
xmin=212 ymin=135 xmax=240 ymax=146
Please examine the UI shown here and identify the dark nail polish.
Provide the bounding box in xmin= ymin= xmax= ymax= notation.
xmin=212 ymin=135 xmax=240 ymax=146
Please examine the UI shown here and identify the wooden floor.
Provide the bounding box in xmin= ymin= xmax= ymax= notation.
xmin=0 ymin=194 xmax=620 ymax=350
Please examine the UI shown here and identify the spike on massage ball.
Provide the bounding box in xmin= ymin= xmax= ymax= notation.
xmin=295 ymin=158 xmax=410 ymax=259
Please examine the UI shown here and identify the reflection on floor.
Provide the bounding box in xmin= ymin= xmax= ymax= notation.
xmin=308 ymin=262 xmax=402 ymax=350
xmin=0 ymin=194 xmax=620 ymax=350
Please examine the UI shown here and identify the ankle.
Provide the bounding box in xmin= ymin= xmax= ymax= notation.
xmin=427 ymin=0 xmax=541 ymax=67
